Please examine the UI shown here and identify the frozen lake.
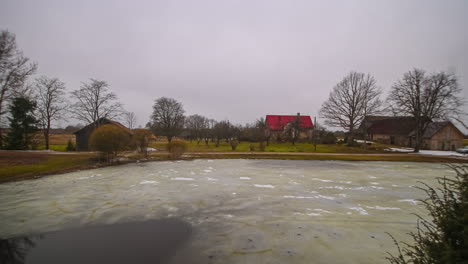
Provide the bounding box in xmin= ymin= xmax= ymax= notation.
xmin=0 ymin=159 xmax=451 ymax=263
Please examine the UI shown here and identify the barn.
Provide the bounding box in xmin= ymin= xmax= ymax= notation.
xmin=265 ymin=113 xmax=314 ymax=141
xmin=361 ymin=116 xmax=464 ymax=150
xmin=74 ymin=118 xmax=133 ymax=151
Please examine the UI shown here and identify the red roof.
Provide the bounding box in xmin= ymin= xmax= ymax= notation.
xmin=266 ymin=115 xmax=313 ymax=130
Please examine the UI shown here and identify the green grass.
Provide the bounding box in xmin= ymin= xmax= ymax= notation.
xmin=35 ymin=144 xmax=69 ymax=152
xmin=149 ymin=141 xmax=391 ymax=153
xmin=0 ymin=153 xmax=96 ymax=182
xmin=190 ymin=153 xmax=468 ymax=163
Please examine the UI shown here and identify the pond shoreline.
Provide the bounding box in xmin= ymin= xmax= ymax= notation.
xmin=1 ymin=151 xmax=467 ymax=184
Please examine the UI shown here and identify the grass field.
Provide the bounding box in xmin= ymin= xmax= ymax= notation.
xmin=0 ymin=152 xmax=96 ymax=182
xmin=149 ymin=141 xmax=392 ymax=153
xmin=189 ymin=153 xmax=468 ymax=163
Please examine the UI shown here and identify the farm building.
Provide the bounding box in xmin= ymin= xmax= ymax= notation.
xmin=265 ymin=113 xmax=314 ymax=141
xmin=74 ymin=118 xmax=133 ymax=151
xmin=360 ymin=116 xmax=464 ymax=150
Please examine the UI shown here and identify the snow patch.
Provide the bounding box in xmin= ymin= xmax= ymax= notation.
xmin=140 ymin=180 xmax=158 ymax=184
xmin=313 ymin=208 xmax=332 ymax=214
xmin=398 ymin=199 xmax=419 ymax=205
xmin=348 ymin=207 xmax=368 ymax=215
xmin=254 ymin=184 xmax=275 ymax=188
xmin=366 ymin=206 xmax=400 ymax=210
xmin=171 ymin=177 xmax=194 ymax=181
xmin=239 ymin=177 xmax=251 ymax=180
xmin=307 ymin=213 xmax=321 ymax=216
xmin=284 ymin=196 xmax=317 ymax=199
xmin=311 ymin=178 xmax=333 ymax=182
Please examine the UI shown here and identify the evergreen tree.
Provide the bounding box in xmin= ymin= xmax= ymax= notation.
xmin=5 ymin=97 xmax=38 ymax=150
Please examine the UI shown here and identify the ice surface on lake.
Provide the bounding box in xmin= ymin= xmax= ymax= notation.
xmin=0 ymin=159 xmax=448 ymax=263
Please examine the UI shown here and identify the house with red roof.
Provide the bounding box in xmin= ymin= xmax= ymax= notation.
xmin=265 ymin=113 xmax=314 ymax=141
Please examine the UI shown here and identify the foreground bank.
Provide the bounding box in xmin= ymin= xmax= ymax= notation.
xmin=1 ymin=150 xmax=466 ymax=183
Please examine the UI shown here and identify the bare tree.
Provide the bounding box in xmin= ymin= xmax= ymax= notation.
xmin=150 ymin=97 xmax=185 ymax=142
xmin=34 ymin=76 xmax=67 ymax=149
xmin=320 ymin=72 xmax=382 ymax=142
xmin=0 ymin=30 xmax=37 ymax=147
xmin=185 ymin=114 xmax=209 ymax=144
xmin=254 ymin=117 xmax=271 ymax=145
xmin=213 ymin=120 xmax=233 ymax=146
xmin=70 ymin=79 xmax=123 ymax=125
xmin=124 ymin=111 xmax=137 ymax=129
xmin=284 ymin=116 xmax=301 ymax=145
xmin=388 ymin=69 xmax=463 ymax=152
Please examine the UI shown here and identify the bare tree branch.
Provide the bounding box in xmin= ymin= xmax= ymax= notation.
xmin=387 ymin=69 xmax=463 ymax=152
xmin=150 ymin=97 xmax=185 ymax=142
xmin=319 ymin=72 xmax=382 ymax=141
xmin=70 ymin=79 xmax=124 ymax=125
xmin=124 ymin=111 xmax=137 ymax=129
xmin=34 ymin=76 xmax=67 ymax=149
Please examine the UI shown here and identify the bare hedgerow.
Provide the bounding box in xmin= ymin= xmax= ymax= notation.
xmin=386 ymin=165 xmax=468 ymax=264
xmin=166 ymin=139 xmax=188 ymax=159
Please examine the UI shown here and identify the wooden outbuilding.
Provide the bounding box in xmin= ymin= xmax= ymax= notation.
xmin=360 ymin=116 xmax=464 ymax=150
xmin=74 ymin=118 xmax=133 ymax=151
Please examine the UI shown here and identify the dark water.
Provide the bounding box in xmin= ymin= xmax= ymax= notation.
xmin=0 ymin=219 xmax=192 ymax=264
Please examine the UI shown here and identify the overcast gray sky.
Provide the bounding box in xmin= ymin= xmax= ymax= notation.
xmin=1 ymin=0 xmax=467 ymax=129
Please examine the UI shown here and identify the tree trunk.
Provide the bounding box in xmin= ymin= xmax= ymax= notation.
xmin=45 ymin=120 xmax=51 ymax=150
xmin=167 ymin=136 xmax=173 ymax=143
xmin=414 ymin=119 xmax=421 ymax=153
xmin=44 ymin=130 xmax=49 ymax=150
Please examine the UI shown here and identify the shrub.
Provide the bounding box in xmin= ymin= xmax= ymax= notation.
xmin=321 ymin=132 xmax=337 ymax=144
xmin=249 ymin=144 xmax=255 ymax=151
xmin=166 ymin=139 xmax=188 ymax=159
xmin=346 ymin=140 xmax=360 ymax=147
xmin=66 ymin=139 xmax=75 ymax=151
xmin=258 ymin=142 xmax=266 ymax=152
xmin=386 ymin=165 xmax=468 ymax=263
xmin=131 ymin=129 xmax=152 ymax=157
xmin=230 ymin=139 xmax=239 ymax=150
xmin=89 ymin=124 xmax=131 ymax=162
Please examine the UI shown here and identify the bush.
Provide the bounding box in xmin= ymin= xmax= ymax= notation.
xmin=66 ymin=139 xmax=75 ymax=151
xmin=321 ymin=132 xmax=337 ymax=144
xmin=387 ymin=165 xmax=468 ymax=263
xmin=131 ymin=129 xmax=152 ymax=157
xmin=346 ymin=140 xmax=360 ymax=147
xmin=166 ymin=139 xmax=188 ymax=159
xmin=230 ymin=139 xmax=239 ymax=150
xmin=89 ymin=124 xmax=131 ymax=162
xmin=249 ymin=144 xmax=255 ymax=151
xmin=258 ymin=142 xmax=266 ymax=152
